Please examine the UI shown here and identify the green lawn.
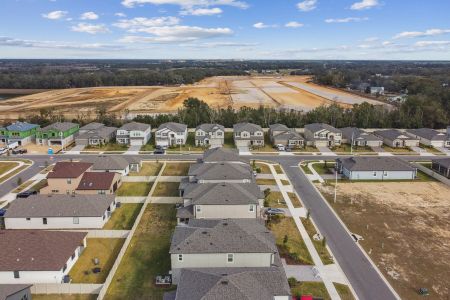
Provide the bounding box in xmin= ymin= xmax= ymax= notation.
xmin=106 ymin=204 xmax=177 ymax=299
xmin=294 ymin=146 xmax=319 ymax=153
xmin=32 ymin=295 xmax=96 ymax=300
xmin=274 ymin=165 xmax=284 ymax=174
xmin=30 ymin=179 xmax=48 ymax=192
xmin=103 ymin=204 xmax=143 ymax=230
xmin=301 ymin=218 xmax=334 ymax=265
xmin=382 ymin=145 xmax=414 ymax=152
xmin=152 ymin=182 xmax=180 ymax=197
xmin=85 ymin=143 xmax=129 ymax=151
xmin=251 ymin=133 xmax=276 ymax=152
xmin=255 ymin=162 xmax=271 ymax=174
xmin=0 ymin=161 xmax=19 ymax=176
xmin=116 ymin=182 xmax=153 ymax=197
xmin=69 ymin=238 xmax=125 ymax=283
xmin=420 ymin=144 xmax=443 ymax=154
xmin=129 ymin=162 xmax=162 ymax=176
xmin=288 ymin=192 xmax=302 ymax=207
xmin=311 ymin=162 xmax=336 ymax=175
xmin=162 ymin=163 xmax=191 ymax=176
xmin=0 ymin=165 xmax=28 ymax=183
xmin=290 ymin=280 xmax=331 ymax=299
xmin=268 ymin=216 xmax=313 ymax=265
xmin=300 ymin=163 xmax=313 ymax=174
xmin=256 ymin=178 xmax=277 ymax=186
xmin=265 ymin=191 xmax=286 ymax=208
xmin=334 ymin=283 xmax=356 ymax=300
xmin=331 ymin=144 xmax=373 ymax=153
xmin=167 ymin=132 xmax=206 ymax=152
xmin=223 ymin=132 xmax=235 ymax=149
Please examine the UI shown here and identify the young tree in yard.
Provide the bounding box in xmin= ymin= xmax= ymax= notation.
xmin=17 ymin=177 xmax=22 ymax=186
xmin=322 ymin=236 xmax=327 ymax=247
xmin=283 ymin=234 xmax=289 ymax=245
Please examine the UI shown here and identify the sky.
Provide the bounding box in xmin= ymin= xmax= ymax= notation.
xmin=1 ymin=0 xmax=450 ymax=60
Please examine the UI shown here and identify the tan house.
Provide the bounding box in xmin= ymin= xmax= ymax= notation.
xmin=76 ymin=172 xmax=121 ymax=195
xmin=41 ymin=161 xmax=93 ymax=195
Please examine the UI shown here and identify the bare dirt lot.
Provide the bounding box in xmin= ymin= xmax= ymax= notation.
xmin=0 ymin=75 xmax=384 ymax=121
xmin=317 ymin=181 xmax=450 ymax=300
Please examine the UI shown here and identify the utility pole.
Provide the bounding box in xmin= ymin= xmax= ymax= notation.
xmin=334 ymin=168 xmax=338 ymax=203
xmin=350 ymin=131 xmax=354 ymax=155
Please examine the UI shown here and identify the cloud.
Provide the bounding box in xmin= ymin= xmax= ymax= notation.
xmin=393 ymin=28 xmax=450 ymax=39
xmin=121 ymin=0 xmax=249 ymax=9
xmin=42 ymin=10 xmax=68 ymax=20
xmin=297 ymin=0 xmax=317 ymax=12
xmin=414 ymin=40 xmax=450 ymax=47
xmin=350 ymin=0 xmax=379 ymax=10
xmin=184 ymin=41 xmax=258 ymax=48
xmin=180 ymin=7 xmax=222 ymax=15
xmin=325 ymin=17 xmax=368 ymax=23
xmin=71 ymin=23 xmax=110 ymax=34
xmin=253 ymin=22 xmax=277 ymax=29
xmin=114 ymin=17 xmax=180 ymax=31
xmin=115 ymin=12 xmax=127 ymax=17
xmin=285 ymin=21 xmax=304 ymax=28
xmin=364 ymin=37 xmax=379 ymax=42
xmin=80 ymin=12 xmax=99 ymax=20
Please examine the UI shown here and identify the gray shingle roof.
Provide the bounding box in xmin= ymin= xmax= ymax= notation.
xmin=273 ymin=130 xmax=304 ymax=141
xmin=374 ymin=129 xmax=414 ymax=141
xmin=189 ymin=162 xmax=253 ymax=181
xmin=337 ymin=157 xmax=416 ymax=172
xmin=76 ymin=126 xmax=117 ymax=140
xmin=170 ymin=219 xmax=277 ymax=254
xmin=175 ymin=267 xmax=290 ymax=300
xmin=196 ymin=123 xmax=224 ymax=132
xmin=5 ymin=194 xmax=115 ymax=218
xmin=305 ymin=123 xmax=341 ymax=134
xmin=82 ymin=156 xmax=139 ymax=171
xmin=406 ymin=128 xmax=447 ymax=141
xmin=6 ymin=122 xmax=39 ymax=132
xmin=79 ymin=122 xmax=105 ymax=131
xmin=233 ymin=122 xmax=263 ymax=133
xmin=202 ymin=148 xmax=243 ymax=163
xmin=340 ymin=127 xmax=382 ymax=142
xmin=269 ymin=123 xmax=290 ymax=132
xmin=157 ymin=122 xmax=187 ymax=132
xmin=119 ymin=122 xmax=150 ymax=132
xmin=183 ymin=182 xmax=262 ymax=205
xmin=432 ymin=158 xmax=450 ymax=169
xmin=40 ymin=122 xmax=78 ymax=132
xmin=0 ymin=284 xmax=31 ymax=300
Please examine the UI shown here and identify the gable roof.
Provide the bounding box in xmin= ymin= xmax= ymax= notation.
xmin=0 ymin=284 xmax=32 ymax=300
xmin=119 ymin=122 xmax=150 ymax=132
xmin=189 ymin=162 xmax=253 ymax=181
xmin=76 ymin=126 xmax=117 ymax=140
xmin=305 ymin=123 xmax=341 ymax=134
xmin=0 ymin=230 xmax=87 ymax=271
xmin=82 ymin=156 xmax=139 ymax=171
xmin=40 ymin=122 xmax=78 ymax=132
xmin=6 ymin=122 xmax=39 ymax=132
xmin=340 ymin=127 xmax=382 ymax=142
xmin=273 ymin=130 xmax=304 ymax=141
xmin=183 ymin=182 xmax=262 ymax=205
xmin=269 ymin=123 xmax=290 ymax=132
xmin=196 ymin=123 xmax=224 ymax=132
xmin=433 ymin=158 xmax=450 ymax=169
xmin=170 ymin=219 xmax=277 ymax=254
xmin=175 ymin=268 xmax=290 ymax=300
xmin=47 ymin=161 xmax=92 ymax=178
xmin=233 ymin=122 xmax=263 ymax=133
xmin=374 ymin=129 xmax=414 ymax=140
xmin=77 ymin=172 xmax=117 ymax=190
xmin=202 ymin=148 xmax=243 ymax=163
xmin=406 ymin=128 xmax=447 ymax=141
xmin=157 ymin=122 xmax=187 ymax=132
xmin=5 ymin=194 xmax=115 ymax=218
xmin=79 ymin=122 xmax=105 ymax=131
xmin=337 ymin=157 xmax=416 ymax=172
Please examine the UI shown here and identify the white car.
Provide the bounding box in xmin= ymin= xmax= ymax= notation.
xmin=0 ymin=147 xmax=7 ymax=155
xmin=276 ymin=144 xmax=285 ymax=151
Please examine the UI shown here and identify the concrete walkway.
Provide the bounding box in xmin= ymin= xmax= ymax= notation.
xmin=410 ymin=146 xmax=434 ymax=156
xmin=307 ymin=162 xmax=325 ymax=183
xmin=124 ymin=145 xmax=141 ymax=155
xmin=436 ymin=147 xmax=450 ymax=156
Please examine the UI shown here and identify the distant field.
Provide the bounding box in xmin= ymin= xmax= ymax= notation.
xmin=0 ymin=75 xmax=385 ymax=121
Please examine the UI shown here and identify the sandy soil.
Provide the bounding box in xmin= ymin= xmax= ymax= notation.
xmin=317 ymin=182 xmax=450 ymax=300
xmin=0 ymin=75 xmax=384 ymax=121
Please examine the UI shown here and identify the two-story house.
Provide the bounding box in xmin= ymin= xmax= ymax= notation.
xmin=374 ymin=129 xmax=419 ymax=148
xmin=116 ymin=122 xmax=151 ymax=146
xmin=75 ymin=122 xmax=117 ymax=146
xmin=155 ymin=122 xmax=188 ymax=147
xmin=0 ymin=122 xmax=40 ymax=146
xmin=233 ymin=123 xmax=264 ymax=147
xmin=304 ymin=123 xmax=342 ymax=147
xmin=269 ymin=124 xmax=304 ymax=148
xmin=169 ymin=219 xmax=279 ymax=284
xmin=40 ymin=161 xmax=93 ymax=195
xmin=340 ymin=127 xmax=383 ymax=147
xmin=176 ymin=182 xmax=264 ymax=224
xmin=36 ymin=122 xmax=79 ymax=147
xmin=195 ymin=123 xmax=225 ymax=148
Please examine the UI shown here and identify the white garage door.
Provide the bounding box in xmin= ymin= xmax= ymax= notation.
xmin=130 ymin=139 xmax=144 ymax=146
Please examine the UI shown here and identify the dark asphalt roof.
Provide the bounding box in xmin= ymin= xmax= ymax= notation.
xmin=76 ymin=126 xmax=117 ymax=140
xmin=119 ymin=121 xmax=151 ymax=131
xmin=406 ymin=128 xmax=447 ymax=141
xmin=77 ymin=172 xmax=117 ymax=190
xmin=79 ymin=122 xmax=105 ymax=131
xmin=269 ymin=123 xmax=290 ymax=131
xmin=176 ymin=205 xmax=194 ymax=219
xmin=340 ymin=127 xmax=382 ymax=142
xmin=47 ymin=161 xmax=92 ymax=178
xmin=40 ymin=122 xmax=78 ymax=132
xmin=337 ymin=157 xmax=416 ymax=172
xmin=6 ymin=122 xmax=39 ymax=132
xmin=0 ymin=230 xmax=87 ymax=271
xmin=5 ymin=194 xmax=115 ymax=218
xmin=183 ymin=182 xmax=262 ymax=205
xmin=202 ymin=147 xmax=242 ymax=163
xmin=188 ymin=162 xmax=253 ymax=181
xmin=157 ymin=122 xmax=187 ymax=132
xmin=272 ymin=130 xmax=304 ymax=141
xmin=170 ymin=219 xmax=276 ymax=254
xmin=82 ymin=155 xmax=139 ymax=171
xmin=305 ymin=123 xmax=341 ymax=134
xmin=374 ymin=129 xmax=415 ymax=140
xmin=0 ymin=284 xmax=32 ymax=300
xmin=432 ymin=158 xmax=450 ymax=168
xmin=175 ymin=267 xmax=290 ymax=300
xmin=195 ymin=123 xmax=224 ymax=132
xmin=233 ymin=122 xmax=263 ymax=133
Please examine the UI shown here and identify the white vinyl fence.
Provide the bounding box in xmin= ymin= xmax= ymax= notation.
xmin=31 ymin=283 xmax=102 ymax=295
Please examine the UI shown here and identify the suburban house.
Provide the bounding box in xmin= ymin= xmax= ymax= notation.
xmin=82 ymin=156 xmax=141 ymax=175
xmin=155 ymin=122 xmax=188 ymax=147
xmin=374 ymin=129 xmax=419 ymax=148
xmin=116 ymin=122 xmax=151 ymax=146
xmin=4 ymin=194 xmax=116 ymax=229
xmin=187 ymin=162 xmax=254 ymax=184
xmin=169 ymin=219 xmax=279 ymax=283
xmin=0 ymin=284 xmax=32 ymax=300
xmin=195 ymin=123 xmax=225 ymax=148
xmin=233 ymin=123 xmax=264 ymax=148
xmin=76 ymin=172 xmax=121 ymax=195
xmin=431 ymin=158 xmax=450 ymax=178
xmin=200 ymin=147 xmax=245 ymax=164
xmin=176 ymin=182 xmax=264 ymax=224
xmin=169 ymin=267 xmax=290 ymax=300
xmin=0 ymin=230 xmax=87 ymax=284
xmin=304 ymin=123 xmax=342 ymax=147
xmin=406 ymin=128 xmax=450 ymax=148
xmin=75 ymin=122 xmax=117 ymax=146
xmin=41 ymin=161 xmax=93 ymax=195
xmin=336 ymin=157 xmax=417 ymax=180
xmin=0 ymin=122 xmax=40 ymax=146
xmin=370 ymin=86 xmax=385 ymax=95
xmin=269 ymin=124 xmax=304 ymax=148
xmin=340 ymin=127 xmax=383 ymax=147
xmin=36 ymin=122 xmax=79 ymax=147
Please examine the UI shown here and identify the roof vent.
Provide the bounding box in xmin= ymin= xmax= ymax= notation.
xmin=223 ymin=222 xmax=228 ymax=226
xmin=202 ymin=231 xmax=208 ymax=234
xmin=221 ymin=280 xmax=228 ymax=285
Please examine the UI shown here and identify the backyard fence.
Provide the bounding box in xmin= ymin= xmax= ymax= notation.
xmin=31 ymin=283 xmax=103 ymax=295
xmin=413 ymin=163 xmax=450 ymax=186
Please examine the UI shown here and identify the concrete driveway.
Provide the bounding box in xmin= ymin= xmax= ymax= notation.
xmin=125 ymin=145 xmax=141 ymax=154
xmin=316 ymin=146 xmax=336 ymax=156
xmin=436 ymin=147 xmax=450 ymax=156
xmin=410 ymin=146 xmax=435 ymax=156
xmin=65 ymin=144 xmax=85 ymax=154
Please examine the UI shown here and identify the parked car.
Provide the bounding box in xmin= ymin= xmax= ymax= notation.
xmin=16 ymin=190 xmax=38 ymax=198
xmin=275 ymin=144 xmax=285 ymax=151
xmin=0 ymin=209 xmax=7 ymax=217
xmin=7 ymin=142 xmax=19 ymax=150
xmin=153 ymin=148 xmax=165 ymax=154
xmin=12 ymin=148 xmax=27 ymax=154
xmin=0 ymin=147 xmax=7 ymax=155
xmin=266 ymin=208 xmax=285 ymax=215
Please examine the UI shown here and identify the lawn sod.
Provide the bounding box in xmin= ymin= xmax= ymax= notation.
xmin=69 ymin=238 xmax=125 ymax=284
xmin=255 ymin=162 xmax=271 ymax=174
xmin=162 ymin=163 xmax=191 ymax=176
xmin=264 ymin=191 xmax=286 ymax=208
xmin=116 ymin=182 xmax=153 ymax=197
xmin=311 ymin=161 xmax=336 ymax=175
xmin=103 ymin=204 xmax=143 ymax=230
xmin=331 ymin=144 xmax=373 ymax=153
xmin=0 ymin=161 xmax=19 ymax=176
xmin=32 ymin=295 xmax=96 ymax=300
xmin=166 ymin=132 xmax=206 ymax=152
xmin=301 ymin=217 xmax=333 ymax=265
xmin=334 ymin=283 xmax=356 ymax=300
xmin=85 ymin=143 xmax=129 ymax=152
xmin=223 ymin=132 xmax=235 ymax=148
xmin=0 ymin=165 xmax=29 ymax=183
xmin=129 ymin=162 xmax=162 ymax=176
xmin=274 ymin=164 xmax=284 ymax=174
xmin=287 ymin=192 xmax=302 ymax=207
xmin=152 ymin=182 xmax=180 ymax=197
xmin=290 ymin=280 xmax=331 ymax=299
xmin=106 ymin=204 xmax=177 ymax=299
xmin=256 ymin=178 xmax=277 ymax=186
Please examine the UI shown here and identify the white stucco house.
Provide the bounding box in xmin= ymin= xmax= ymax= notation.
xmin=336 ymin=157 xmax=417 ymax=180
xmin=116 ymin=122 xmax=151 ymax=146
xmin=374 ymin=129 xmax=419 ymax=148
xmin=233 ymin=123 xmax=264 ymax=147
xmin=406 ymin=128 xmax=450 ymax=148
xmin=155 ymin=122 xmax=188 ymax=147
xmin=195 ymin=123 xmax=225 ymax=148
xmin=304 ymin=123 xmax=342 ymax=147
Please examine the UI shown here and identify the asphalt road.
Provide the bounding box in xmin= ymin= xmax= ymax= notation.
xmin=0 ymin=153 xmax=431 ymax=299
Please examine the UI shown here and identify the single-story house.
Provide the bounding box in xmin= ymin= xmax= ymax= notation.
xmin=169 ymin=219 xmax=279 ymax=283
xmin=374 ymin=129 xmax=419 ymax=148
xmin=0 ymin=230 xmax=87 ymax=284
xmin=406 ymin=128 xmax=450 ymax=148
xmin=82 ymin=156 xmax=141 ymax=175
xmin=340 ymin=127 xmax=383 ymax=147
xmin=233 ymin=123 xmax=264 ymax=148
xmin=36 ymin=122 xmax=79 ymax=147
xmin=195 ymin=123 xmax=225 ymax=148
xmin=75 ymin=123 xmax=117 ymax=146
xmin=431 ymin=158 xmax=450 ymax=178
xmin=304 ymin=123 xmax=342 ymax=147
xmin=200 ymin=147 xmax=245 ymax=164
xmin=336 ymin=157 xmax=417 ymax=180
xmin=187 ymin=162 xmax=254 ymax=184
xmin=4 ymin=194 xmax=116 ymax=229
xmin=76 ymin=172 xmax=121 ymax=195
xmin=41 ymin=161 xmax=93 ymax=195
xmin=269 ymin=124 xmax=304 ymax=148
xmin=155 ymin=122 xmax=188 ymax=147
xmin=0 ymin=284 xmax=32 ymax=300
xmin=116 ymin=122 xmax=151 ymax=146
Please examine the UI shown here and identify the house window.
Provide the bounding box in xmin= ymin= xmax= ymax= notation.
xmin=196 ymin=205 xmax=202 ymax=213
xmin=43 ymin=218 xmax=47 ymax=225
xmin=73 ymin=217 xmax=79 ymax=224
xmin=383 ymin=171 xmax=388 ymax=176
xmin=227 ymin=253 xmax=234 ymax=263
xmin=98 ymin=190 xmax=106 ymax=195
xmin=13 ymin=271 xmax=20 ymax=278
xmin=178 ymin=254 xmax=183 ymax=262
xmin=62 ymin=264 xmax=67 ymax=272
xmin=373 ymin=172 xmax=377 ymax=177
xmin=67 ymin=179 xmax=72 ymax=184
xmin=71 ymin=253 xmax=76 ymax=260
xmin=26 ymin=218 xmax=30 ymax=221
xmin=217 ymin=132 xmax=223 ymax=136
xmin=249 ymin=205 xmax=255 ymax=212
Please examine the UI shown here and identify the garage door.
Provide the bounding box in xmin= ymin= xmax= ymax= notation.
xmin=130 ymin=139 xmax=144 ymax=146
